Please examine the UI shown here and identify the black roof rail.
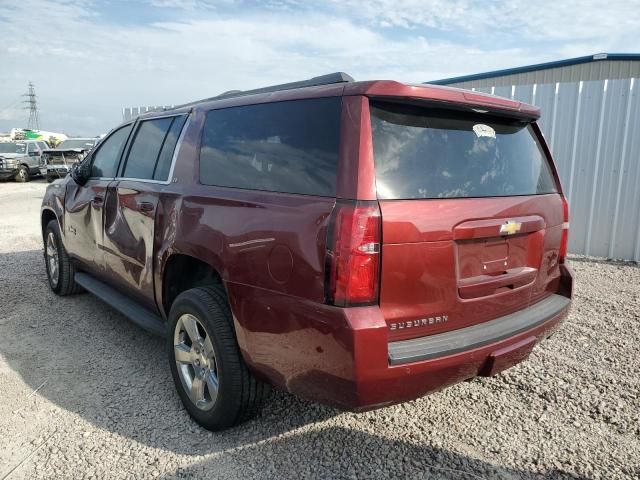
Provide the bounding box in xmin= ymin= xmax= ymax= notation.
xmin=168 ymin=72 xmax=354 ymax=111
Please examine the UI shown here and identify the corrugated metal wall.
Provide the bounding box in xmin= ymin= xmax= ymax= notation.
xmin=450 ymin=60 xmax=640 ymax=88
xmin=467 ymin=78 xmax=640 ymax=260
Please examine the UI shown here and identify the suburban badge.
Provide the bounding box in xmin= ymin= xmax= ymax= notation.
xmin=389 ymin=315 xmax=449 ymax=330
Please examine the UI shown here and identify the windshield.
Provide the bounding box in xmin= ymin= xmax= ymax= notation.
xmin=57 ymin=139 xmax=96 ymax=150
xmin=371 ymin=102 xmax=558 ymax=200
xmin=0 ymin=143 xmax=27 ymax=154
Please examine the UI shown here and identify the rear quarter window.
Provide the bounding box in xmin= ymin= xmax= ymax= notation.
xmin=122 ymin=115 xmax=186 ymax=181
xmin=371 ymin=102 xmax=558 ymax=200
xmin=199 ymin=97 xmax=341 ymax=196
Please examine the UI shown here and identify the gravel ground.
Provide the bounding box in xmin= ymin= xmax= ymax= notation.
xmin=0 ymin=180 xmax=638 ymax=480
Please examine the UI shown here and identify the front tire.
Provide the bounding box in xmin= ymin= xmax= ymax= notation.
xmin=46 ymin=173 xmax=54 ymax=183
xmin=15 ymin=165 xmax=30 ymax=182
xmin=168 ymin=286 xmax=269 ymax=430
xmin=44 ymin=219 xmax=82 ymax=295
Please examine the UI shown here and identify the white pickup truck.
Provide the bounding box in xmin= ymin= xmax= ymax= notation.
xmin=0 ymin=140 xmax=48 ymax=182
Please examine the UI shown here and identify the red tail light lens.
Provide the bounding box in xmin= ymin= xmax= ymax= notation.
xmin=559 ymin=196 xmax=570 ymax=263
xmin=326 ymin=200 xmax=381 ymax=307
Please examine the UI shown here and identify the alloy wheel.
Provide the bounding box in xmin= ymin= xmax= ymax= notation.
xmin=46 ymin=231 xmax=59 ymax=287
xmin=174 ymin=313 xmax=219 ymax=411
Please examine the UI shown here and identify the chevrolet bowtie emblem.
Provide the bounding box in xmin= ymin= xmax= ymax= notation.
xmin=500 ymin=220 xmax=522 ymax=235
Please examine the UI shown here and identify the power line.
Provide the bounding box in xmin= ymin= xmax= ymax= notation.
xmin=22 ymin=81 xmax=40 ymax=130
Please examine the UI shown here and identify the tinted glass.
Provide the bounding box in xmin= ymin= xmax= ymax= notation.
xmin=91 ymin=124 xmax=132 ymax=178
xmin=154 ymin=115 xmax=187 ymax=181
xmin=371 ymin=102 xmax=558 ymax=199
xmin=199 ymin=97 xmax=341 ymax=196
xmin=27 ymin=143 xmax=37 ymax=153
xmin=123 ymin=117 xmax=175 ymax=179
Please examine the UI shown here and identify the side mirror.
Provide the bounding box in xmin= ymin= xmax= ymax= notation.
xmin=71 ymin=160 xmax=91 ymax=186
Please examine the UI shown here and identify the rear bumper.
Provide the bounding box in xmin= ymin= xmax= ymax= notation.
xmin=388 ymin=294 xmax=570 ymax=366
xmin=353 ymin=292 xmax=570 ymax=410
xmin=232 ymin=264 xmax=573 ymax=411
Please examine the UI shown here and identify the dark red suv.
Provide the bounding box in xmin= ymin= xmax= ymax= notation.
xmin=41 ymin=73 xmax=573 ymax=430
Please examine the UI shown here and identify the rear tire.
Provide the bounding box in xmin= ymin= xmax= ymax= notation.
xmin=44 ymin=219 xmax=83 ymax=295
xmin=168 ymin=286 xmax=270 ymax=430
xmin=15 ymin=165 xmax=29 ymax=182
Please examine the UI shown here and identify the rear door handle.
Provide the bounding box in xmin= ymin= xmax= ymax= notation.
xmin=139 ymin=201 xmax=154 ymax=212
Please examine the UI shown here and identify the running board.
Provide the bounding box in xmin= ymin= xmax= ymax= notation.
xmin=74 ymin=272 xmax=168 ymax=338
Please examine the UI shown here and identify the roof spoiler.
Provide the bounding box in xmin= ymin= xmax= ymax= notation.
xmin=170 ymin=72 xmax=354 ymax=111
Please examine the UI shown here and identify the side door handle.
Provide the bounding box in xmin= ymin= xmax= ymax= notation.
xmin=139 ymin=201 xmax=154 ymax=212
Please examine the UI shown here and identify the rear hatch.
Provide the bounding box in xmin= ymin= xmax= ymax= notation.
xmin=370 ymin=100 xmax=566 ymax=342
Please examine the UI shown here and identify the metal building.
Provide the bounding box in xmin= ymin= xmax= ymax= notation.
xmin=429 ymin=53 xmax=640 ymax=261
xmin=122 ymin=105 xmax=174 ymax=122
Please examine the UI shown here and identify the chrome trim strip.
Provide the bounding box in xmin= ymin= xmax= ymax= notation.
xmin=387 ymin=294 xmax=570 ymax=365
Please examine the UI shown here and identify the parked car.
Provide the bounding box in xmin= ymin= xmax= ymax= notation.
xmin=0 ymin=140 xmax=48 ymax=182
xmin=41 ymin=73 xmax=573 ymax=431
xmin=40 ymin=137 xmax=98 ymax=182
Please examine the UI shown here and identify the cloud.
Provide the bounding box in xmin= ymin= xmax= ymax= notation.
xmin=0 ymin=0 xmax=638 ymax=135
xmin=327 ymin=0 xmax=639 ymax=41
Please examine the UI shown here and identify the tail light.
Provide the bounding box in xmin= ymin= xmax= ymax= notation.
xmin=325 ymin=200 xmax=381 ymax=307
xmin=559 ymin=196 xmax=570 ymax=263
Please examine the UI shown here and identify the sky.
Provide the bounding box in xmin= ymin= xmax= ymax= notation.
xmin=0 ymin=0 xmax=639 ymax=136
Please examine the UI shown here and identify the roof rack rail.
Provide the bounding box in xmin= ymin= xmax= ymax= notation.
xmin=168 ymin=72 xmax=354 ymax=111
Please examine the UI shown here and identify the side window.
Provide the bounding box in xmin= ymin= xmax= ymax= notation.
xmin=154 ymin=116 xmax=187 ymax=180
xmin=123 ymin=115 xmax=186 ymax=180
xmin=199 ymin=97 xmax=341 ymax=196
xmin=27 ymin=143 xmax=37 ymax=153
xmin=91 ymin=124 xmax=133 ymax=178
xmin=38 ymin=142 xmax=48 ymax=150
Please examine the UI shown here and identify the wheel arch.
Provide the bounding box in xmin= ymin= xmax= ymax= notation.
xmin=161 ymin=253 xmax=224 ymax=317
xmin=41 ymin=207 xmax=60 ymax=242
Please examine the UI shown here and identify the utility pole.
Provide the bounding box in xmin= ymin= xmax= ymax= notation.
xmin=23 ymin=81 xmax=40 ymax=130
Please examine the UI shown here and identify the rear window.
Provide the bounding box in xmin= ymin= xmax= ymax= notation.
xmin=199 ymin=97 xmax=341 ymax=196
xmin=370 ymin=102 xmax=558 ymax=200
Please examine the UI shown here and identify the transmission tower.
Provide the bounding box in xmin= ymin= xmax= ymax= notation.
xmin=23 ymin=81 xmax=40 ymax=130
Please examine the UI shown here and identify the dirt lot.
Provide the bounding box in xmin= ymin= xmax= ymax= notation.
xmin=0 ymin=180 xmax=638 ymax=479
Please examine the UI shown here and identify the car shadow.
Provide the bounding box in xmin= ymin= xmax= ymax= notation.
xmin=0 ymin=249 xmax=339 ymax=456
xmin=158 ymin=425 xmax=591 ymax=479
